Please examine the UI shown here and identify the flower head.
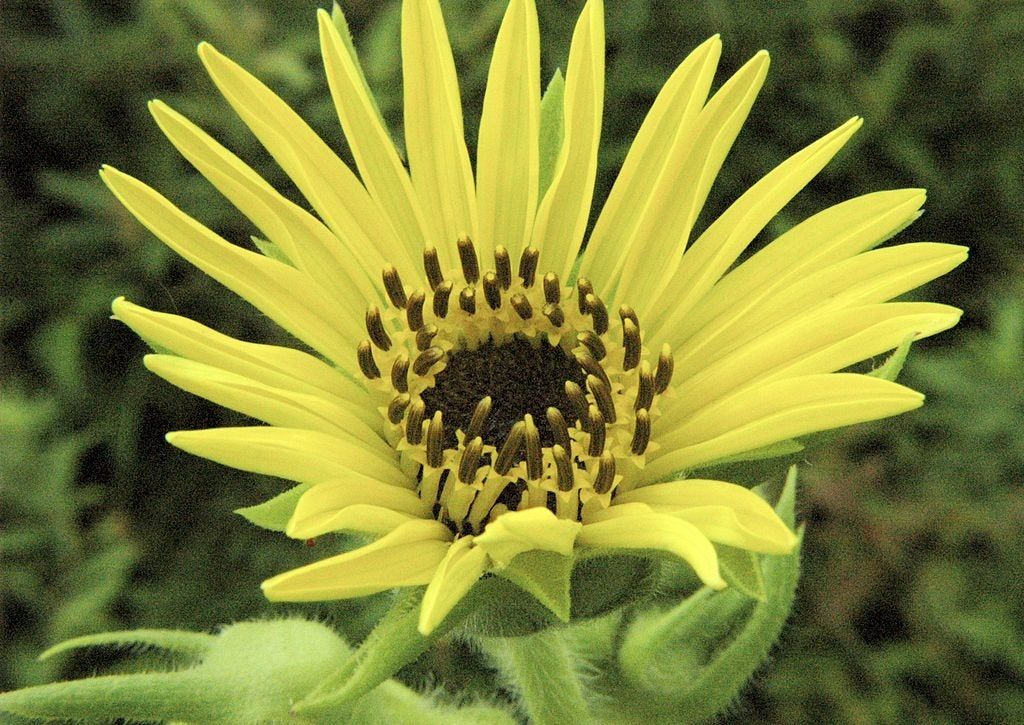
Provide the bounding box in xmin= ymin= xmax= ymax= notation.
xmin=105 ymin=0 xmax=965 ymax=635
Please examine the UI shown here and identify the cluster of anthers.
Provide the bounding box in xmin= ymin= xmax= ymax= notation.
xmin=356 ymin=238 xmax=674 ymax=536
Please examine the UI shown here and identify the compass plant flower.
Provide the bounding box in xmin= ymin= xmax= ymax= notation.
xmin=105 ymin=0 xmax=965 ymax=637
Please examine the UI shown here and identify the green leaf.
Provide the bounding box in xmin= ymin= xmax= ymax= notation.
xmin=869 ymin=332 xmax=915 ymax=381
xmin=40 ymin=629 xmax=215 ymax=661
xmin=689 ymin=438 xmax=805 ymax=488
xmin=251 ymin=236 xmax=291 ymax=265
xmin=495 ymin=550 xmax=574 ymax=623
xmin=538 ymin=69 xmax=565 ymax=202
xmin=717 ymin=546 xmax=766 ymax=602
xmin=234 ymin=483 xmax=311 ymax=532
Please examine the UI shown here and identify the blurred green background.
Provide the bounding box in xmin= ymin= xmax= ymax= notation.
xmin=2 ymin=0 xmax=1022 ymax=722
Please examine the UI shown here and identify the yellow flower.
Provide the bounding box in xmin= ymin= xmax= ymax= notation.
xmin=104 ymin=0 xmax=965 ymax=636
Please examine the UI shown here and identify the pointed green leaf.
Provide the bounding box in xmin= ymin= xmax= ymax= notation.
xmin=40 ymin=629 xmax=215 ymax=661
xmin=234 ymin=483 xmax=311 ymax=532
xmin=251 ymin=236 xmax=291 ymax=265
xmin=538 ymin=69 xmax=565 ymax=202
xmin=495 ymin=550 xmax=573 ymax=623
xmin=869 ymin=332 xmax=915 ymax=381
xmin=717 ymin=546 xmax=766 ymax=602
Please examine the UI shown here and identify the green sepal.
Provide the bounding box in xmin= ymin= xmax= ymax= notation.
xmin=538 ymin=69 xmax=565 ymax=202
xmin=234 ymin=483 xmax=311 ymax=533
xmin=869 ymin=333 xmax=915 ymax=381
xmin=716 ymin=545 xmax=766 ymax=602
xmin=689 ymin=438 xmax=805 ymax=488
xmin=251 ymin=236 xmax=292 ymax=265
xmin=40 ymin=629 xmax=215 ymax=662
xmin=494 ymin=550 xmax=573 ymax=623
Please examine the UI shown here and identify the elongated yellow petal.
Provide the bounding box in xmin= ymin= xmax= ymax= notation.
xmin=617 ymin=480 xmax=796 ymax=554
xmin=101 ymin=168 xmax=359 ymax=369
xmin=578 ymin=513 xmax=725 ymax=589
xmin=166 ymin=427 xmax=407 ymax=487
xmin=262 ymin=519 xmax=453 ymax=601
xmin=650 ymin=116 xmax=862 ymax=336
xmin=646 ymin=374 xmax=923 ymax=481
xmin=473 ymin=507 xmax=581 ymax=568
xmin=582 ymin=35 xmax=721 ymax=295
xmin=288 ymin=476 xmax=432 ymax=539
xmin=419 ymin=536 xmax=490 ymax=635
xmin=476 ymin=0 xmax=540 ymax=263
xmin=402 ymin=0 xmax=478 ymax=252
xmin=614 ymin=51 xmax=771 ymax=307
xmin=532 ymin=0 xmax=604 ymax=280
xmin=318 ymin=10 xmax=434 ymax=269
xmin=197 ymin=43 xmax=419 ymax=279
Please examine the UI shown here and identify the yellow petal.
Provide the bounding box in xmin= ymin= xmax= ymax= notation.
xmin=474 ymin=508 xmax=582 ymax=568
xmin=582 ymin=35 xmax=721 ymax=295
xmin=475 ymin=0 xmax=541 ymax=263
xmin=532 ymin=0 xmax=604 ymax=280
xmin=288 ymin=477 xmax=432 ymax=539
xmin=418 ymin=536 xmax=490 ymax=635
xmin=617 ymin=480 xmax=796 ymax=554
xmin=578 ymin=513 xmax=725 ymax=589
xmin=402 ymin=0 xmax=478 ymax=252
xmin=100 ymin=168 xmax=359 ymax=369
xmin=166 ymin=427 xmax=408 ymax=487
xmin=262 ymin=519 xmax=453 ymax=601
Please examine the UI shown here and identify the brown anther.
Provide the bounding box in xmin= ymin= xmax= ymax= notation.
xmin=387 ymin=393 xmax=411 ymax=424
xmin=543 ymin=272 xmax=560 ymax=304
xmin=635 ymin=361 xmax=655 ymax=411
xmin=573 ymin=349 xmax=610 ymax=390
xmin=510 ymin=293 xmax=533 ymax=320
xmin=592 ymin=452 xmax=616 ymax=494
xmin=546 ymin=407 xmax=572 ymax=453
xmin=433 ymin=280 xmax=453 ymax=318
xmin=357 ymin=340 xmax=380 ymax=379
xmin=483 ymin=271 xmax=502 ymax=310
xmin=587 ymin=405 xmax=606 ymax=456
xmin=382 ymin=264 xmax=407 ymax=308
xmin=406 ymin=289 xmax=426 ymax=331
xmin=494 ymin=421 xmax=525 ymax=475
xmin=415 ymin=324 xmax=438 ymax=352
xmin=406 ymin=399 xmax=426 ymax=444
xmin=494 ymin=245 xmax=512 ymax=289
xmin=542 ymin=303 xmax=565 ymax=328
xmin=464 ymin=396 xmax=492 ymax=442
xmin=391 ymin=354 xmax=409 ymax=393
xmin=426 ymin=411 xmax=444 ymax=467
xmin=622 ymin=318 xmax=641 ymax=371
xmin=631 ymin=408 xmax=651 ymax=455
xmin=518 ymin=246 xmax=539 ymax=287
xmin=552 ymin=444 xmax=574 ymax=492
xmin=423 ymin=246 xmax=444 ymax=290
xmin=457 ymin=236 xmax=480 ymax=284
xmin=619 ymin=305 xmax=639 ymax=329
xmin=587 ymin=375 xmax=617 ymax=423
xmin=413 ymin=346 xmax=445 ymax=376
xmin=655 ymin=344 xmax=674 ymax=394
xmin=459 ymin=286 xmax=477 ymax=314
xmin=565 ymin=380 xmax=590 ymax=430
xmin=365 ymin=306 xmax=391 ymax=351
xmin=523 ymin=415 xmax=542 ymax=480
xmin=585 ymin=293 xmax=609 ymax=335
xmin=577 ymin=330 xmax=606 ymax=361
xmin=458 ymin=436 xmax=484 ymax=483
xmin=576 ymin=277 xmax=594 ymax=314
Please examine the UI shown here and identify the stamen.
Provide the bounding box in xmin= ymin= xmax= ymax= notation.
xmin=587 ymin=405 xmax=606 ymax=456
xmin=577 ymin=330 xmax=606 ymax=361
xmin=543 ymin=273 xmax=560 ymax=304
xmin=622 ymin=318 xmax=641 ymax=371
xmin=426 ymin=411 xmax=444 ymax=467
xmin=564 ymin=380 xmax=590 ymax=430
xmin=459 ymin=286 xmax=477 ymax=315
xmin=574 ymin=349 xmax=610 ymax=390
xmin=546 ymin=407 xmax=572 ymax=453
xmin=391 ymin=354 xmax=410 ymax=393
xmin=457 ymin=236 xmax=480 ymax=284
xmin=523 ymin=415 xmax=543 ymax=480
xmin=382 ymin=264 xmax=407 ymax=308
xmin=518 ymin=246 xmax=539 ymax=288
xmin=494 ymin=421 xmax=525 ymax=475
xmin=655 ymin=344 xmax=674 ymax=393
xmin=576 ymin=278 xmax=594 ymax=314
xmin=464 ymin=396 xmax=492 ymax=441
xmin=406 ymin=399 xmax=426 ymax=444
xmin=413 ymin=346 xmax=445 ymax=376
xmin=585 ymin=293 xmax=609 ymax=335
xmin=543 ymin=303 xmax=565 ymax=328
xmin=433 ymin=280 xmax=453 ymax=318
xmin=364 ymin=306 xmax=392 ymax=351
xmin=483 ymin=271 xmax=502 ymax=310
xmin=510 ymin=293 xmax=533 ymax=320
xmin=587 ymin=375 xmax=616 ymax=423
xmin=619 ymin=304 xmax=639 ymax=329
xmin=552 ymin=444 xmax=574 ymax=492
xmin=357 ymin=340 xmax=381 ymax=379
xmin=635 ymin=361 xmax=655 ymax=411
xmin=415 ymin=324 xmax=438 ymax=352
xmin=494 ymin=245 xmax=512 ymax=289
xmin=593 ymin=452 xmax=616 ymax=494
xmin=458 ymin=436 xmax=484 ymax=483
xmin=631 ymin=408 xmax=651 ymax=455
xmin=423 ymin=246 xmax=444 ymax=291
xmin=406 ymin=290 xmax=426 ymax=331
xmin=388 ymin=394 xmax=411 ymax=424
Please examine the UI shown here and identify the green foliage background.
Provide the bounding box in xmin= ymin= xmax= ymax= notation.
xmin=1 ymin=0 xmax=1021 ymax=721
